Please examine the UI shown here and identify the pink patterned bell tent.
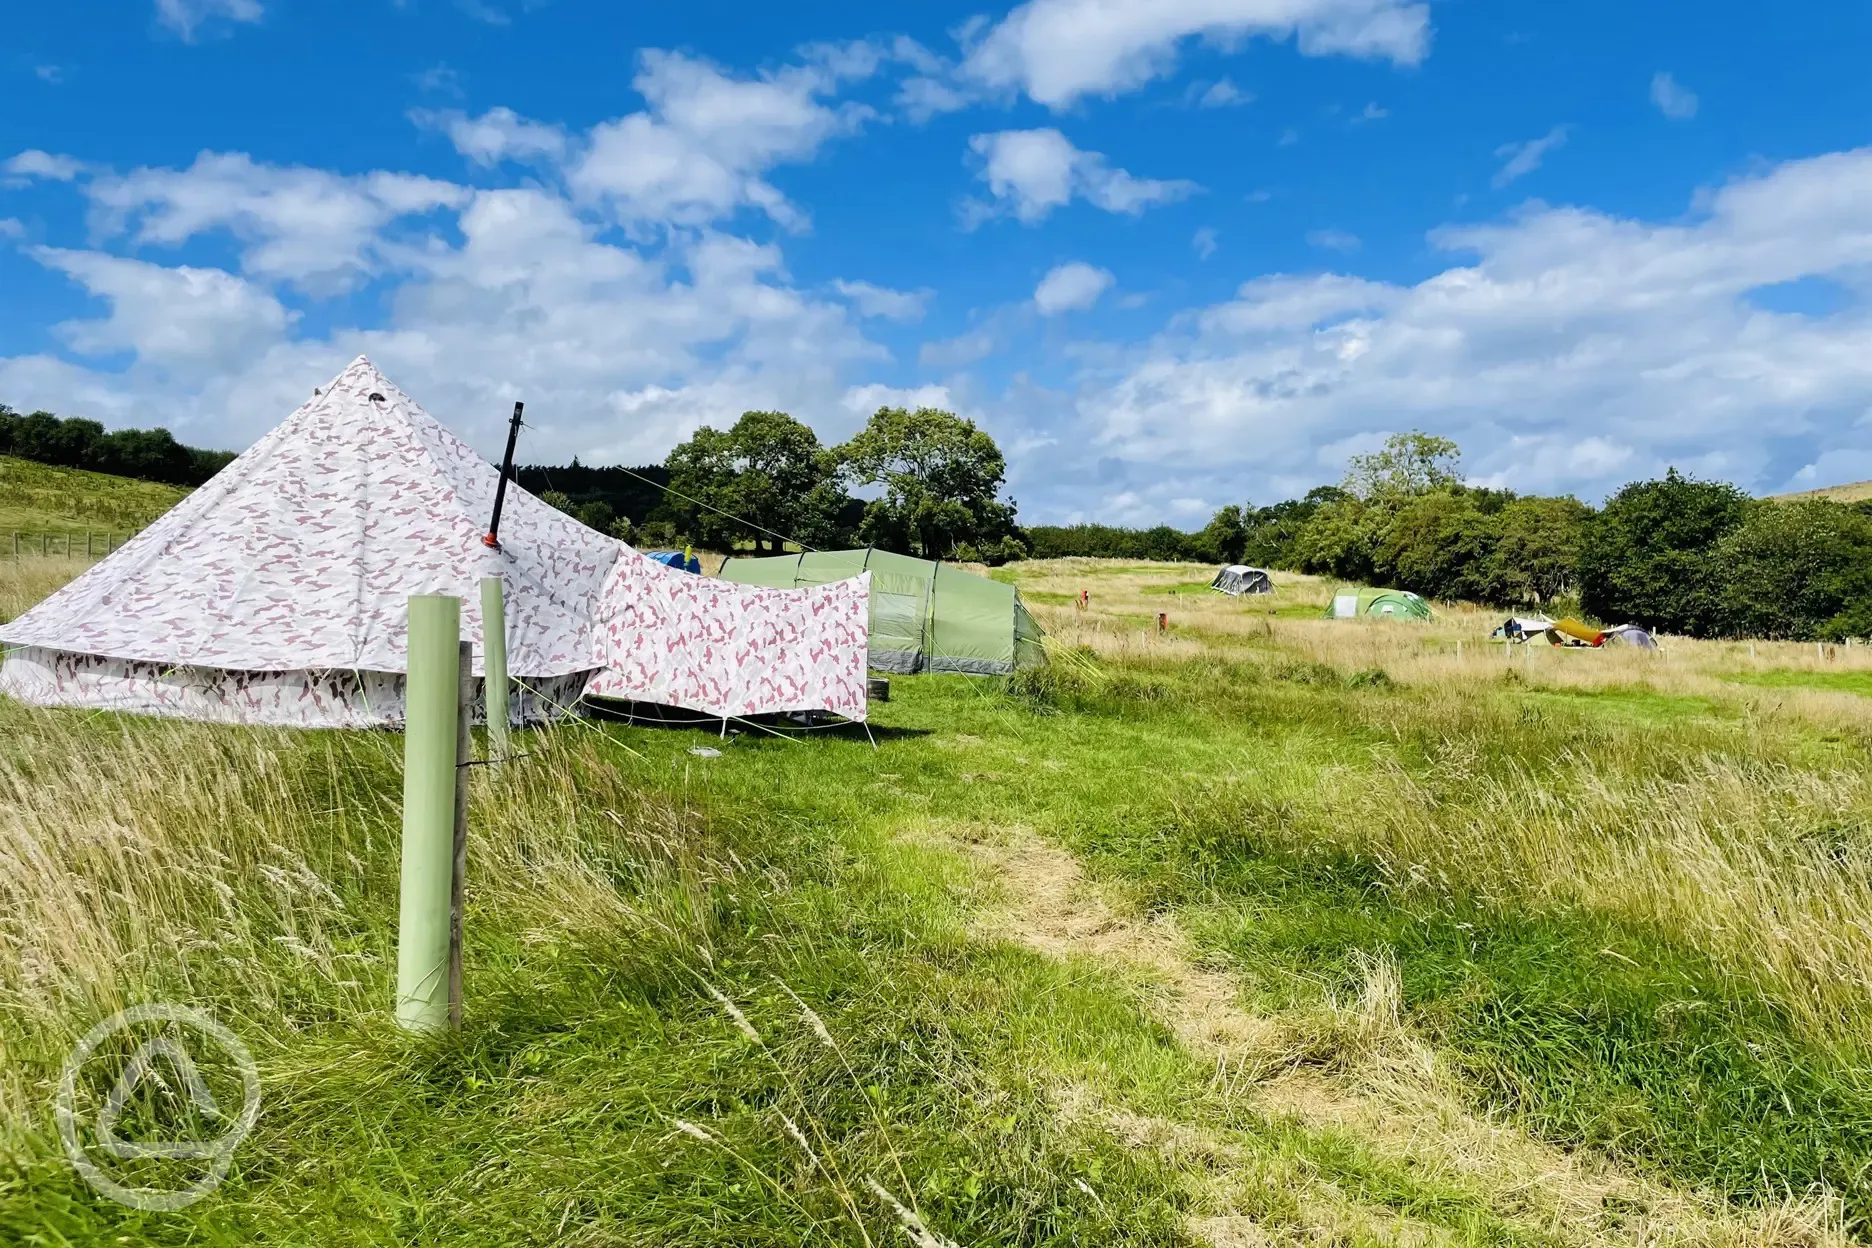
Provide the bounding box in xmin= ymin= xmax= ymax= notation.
xmin=0 ymin=357 xmax=869 ymax=727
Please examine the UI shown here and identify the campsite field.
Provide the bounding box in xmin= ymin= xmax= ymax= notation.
xmin=3 ymin=551 xmax=1872 ymax=1246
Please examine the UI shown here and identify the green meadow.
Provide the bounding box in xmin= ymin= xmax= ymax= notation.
xmin=3 ymin=554 xmax=1870 ymax=1245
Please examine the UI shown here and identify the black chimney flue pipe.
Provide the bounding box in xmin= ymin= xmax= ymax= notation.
xmin=483 ymin=400 xmax=525 ymax=549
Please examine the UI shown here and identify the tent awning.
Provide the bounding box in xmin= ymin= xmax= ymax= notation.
xmin=716 ymin=548 xmax=1044 ymax=675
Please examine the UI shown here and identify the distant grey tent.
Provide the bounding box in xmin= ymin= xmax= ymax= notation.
xmin=716 ymin=548 xmax=1044 ymax=675
xmin=1211 ymin=565 xmax=1274 ymax=596
xmin=1601 ymin=624 xmax=1659 ymax=650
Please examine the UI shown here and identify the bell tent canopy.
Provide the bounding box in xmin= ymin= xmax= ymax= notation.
xmin=0 ymin=357 xmax=616 ymax=727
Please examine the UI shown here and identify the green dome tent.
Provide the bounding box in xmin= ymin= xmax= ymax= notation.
xmin=716 ymin=548 xmax=1045 ymax=676
xmin=1325 ymin=587 xmax=1433 ymax=621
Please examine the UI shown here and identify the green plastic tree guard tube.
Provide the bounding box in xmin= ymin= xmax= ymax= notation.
xmin=480 ymin=576 xmax=510 ymax=760
xmin=397 ymin=593 xmax=461 ymax=1032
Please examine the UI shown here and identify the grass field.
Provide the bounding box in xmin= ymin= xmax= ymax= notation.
xmin=3 ymin=553 xmax=1870 ymax=1245
xmin=0 ymin=455 xmax=191 ymax=538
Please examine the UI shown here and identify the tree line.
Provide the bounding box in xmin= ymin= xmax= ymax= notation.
xmin=14 ymin=390 xmax=1862 ymax=640
xmin=524 ymin=405 xmax=1029 ymax=563
xmin=0 ymin=405 xmax=235 ymax=487
xmin=1035 ymin=433 xmax=1872 ymax=642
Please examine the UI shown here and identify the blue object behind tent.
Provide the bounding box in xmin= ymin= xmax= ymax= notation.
xmin=647 ymin=551 xmax=701 ymax=573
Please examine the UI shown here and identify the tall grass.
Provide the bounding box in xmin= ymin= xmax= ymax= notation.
xmin=998 ymin=561 xmax=1872 ymax=1224
xmin=0 ymin=689 xmax=1192 ymax=1244
xmin=7 ymin=551 xmax=1872 ymax=1241
xmin=0 ymin=551 xmax=90 ymax=625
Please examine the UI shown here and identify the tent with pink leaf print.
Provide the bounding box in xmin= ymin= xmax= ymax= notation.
xmin=0 ymin=357 xmax=869 ymax=728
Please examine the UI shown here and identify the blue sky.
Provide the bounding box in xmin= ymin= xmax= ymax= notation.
xmin=5 ymin=1 xmax=1872 ymax=525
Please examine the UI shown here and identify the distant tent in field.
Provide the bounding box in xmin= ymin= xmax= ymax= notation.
xmin=716 ymin=548 xmax=1044 ymax=675
xmin=1326 ymin=587 xmax=1433 ymax=621
xmin=1601 ymin=624 xmax=1658 ymax=649
xmin=1491 ymin=616 xmax=1555 ymax=641
xmin=1545 ymin=618 xmax=1604 ymax=647
xmin=646 ymin=550 xmax=701 ymax=573
xmin=0 ymin=357 xmax=612 ymax=727
xmin=1210 ymin=565 xmax=1274 ymax=596
xmin=1536 ymin=619 xmax=1657 ymax=649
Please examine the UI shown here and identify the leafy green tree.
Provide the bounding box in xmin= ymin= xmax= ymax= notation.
xmin=1579 ymin=470 xmax=1749 ymax=634
xmin=1717 ymin=500 xmax=1872 ymax=640
xmin=665 ymin=411 xmax=840 ymax=553
xmin=539 ymin=490 xmax=575 ymax=514
xmin=1198 ymin=504 xmax=1249 ymax=565
xmin=1294 ymin=497 xmax=1390 ymax=582
xmin=1487 ymin=495 xmax=1593 ymax=606
xmin=837 ymin=406 xmax=1020 ymax=559
xmin=1374 ymin=490 xmax=1499 ymax=602
xmin=574 ymin=500 xmax=615 ymax=533
xmin=1025 ymin=524 xmax=1203 ymax=561
xmin=1242 ymin=487 xmax=1344 ymax=569
xmin=1344 ymin=432 xmax=1462 ymax=500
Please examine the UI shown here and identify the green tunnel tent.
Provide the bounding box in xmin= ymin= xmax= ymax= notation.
xmin=716 ymin=548 xmax=1045 ymax=675
xmin=1326 ymin=586 xmax=1433 ymax=621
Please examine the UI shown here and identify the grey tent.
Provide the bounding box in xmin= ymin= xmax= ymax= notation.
xmin=1601 ymin=624 xmax=1659 ymax=649
xmin=716 ymin=548 xmax=1044 ymax=675
xmin=1211 ymin=565 xmax=1273 ymax=596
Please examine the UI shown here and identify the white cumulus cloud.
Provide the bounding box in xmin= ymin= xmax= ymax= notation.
xmin=961 ymin=0 xmax=1430 ymax=107
xmin=6 ymin=150 xmax=86 ymax=181
xmin=568 ymin=49 xmax=875 ymax=230
xmin=78 ymin=152 xmax=468 ymax=291
xmin=414 ymin=106 xmax=568 ymax=167
xmin=967 ymin=128 xmax=1198 ymax=224
xmin=832 ymin=280 xmax=931 ymax=321
xmin=1047 ymin=144 xmax=1872 ymax=515
xmin=1034 ymin=261 xmax=1115 ymax=315
xmin=36 ymin=249 xmax=295 ymax=379
xmin=1650 ymin=71 xmax=1699 ymax=121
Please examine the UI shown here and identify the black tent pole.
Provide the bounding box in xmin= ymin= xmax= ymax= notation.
xmin=483 ymin=401 xmax=525 ymax=549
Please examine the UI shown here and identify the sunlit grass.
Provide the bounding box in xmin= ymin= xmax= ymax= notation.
xmin=3 ymin=552 xmax=1870 ymax=1241
xmin=0 ymin=455 xmax=188 ymax=536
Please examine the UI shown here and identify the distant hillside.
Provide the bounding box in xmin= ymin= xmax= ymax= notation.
xmin=1770 ymin=479 xmax=1872 ymax=504
xmin=0 ymin=455 xmax=191 ymax=536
